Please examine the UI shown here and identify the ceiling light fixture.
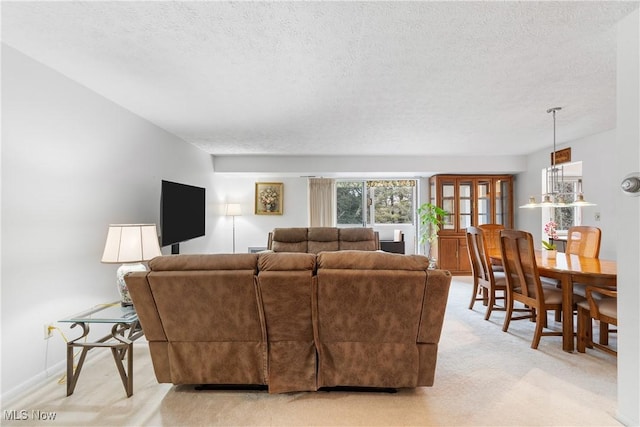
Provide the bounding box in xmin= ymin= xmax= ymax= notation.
xmin=520 ymin=107 xmax=596 ymax=209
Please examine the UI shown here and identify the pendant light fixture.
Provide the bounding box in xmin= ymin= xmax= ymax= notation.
xmin=520 ymin=107 xmax=596 ymax=208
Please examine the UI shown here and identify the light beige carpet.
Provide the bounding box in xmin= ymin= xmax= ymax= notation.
xmin=1 ymin=277 xmax=619 ymax=426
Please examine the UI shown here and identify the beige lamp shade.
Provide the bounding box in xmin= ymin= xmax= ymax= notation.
xmin=225 ymin=203 xmax=242 ymax=216
xmin=101 ymin=224 xmax=162 ymax=263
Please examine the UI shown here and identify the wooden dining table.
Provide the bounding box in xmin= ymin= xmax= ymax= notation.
xmin=489 ymin=250 xmax=617 ymax=352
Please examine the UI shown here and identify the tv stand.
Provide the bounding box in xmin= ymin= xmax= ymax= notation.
xmin=171 ymin=243 xmax=180 ymax=254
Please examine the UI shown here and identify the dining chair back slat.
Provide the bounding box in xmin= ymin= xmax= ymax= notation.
xmin=479 ymin=224 xmax=505 ymax=271
xmin=478 ymin=224 xmax=504 ymax=256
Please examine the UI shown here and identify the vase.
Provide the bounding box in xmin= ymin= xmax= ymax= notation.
xmin=116 ymin=262 xmax=147 ymax=306
xmin=265 ymin=203 xmax=275 ymax=212
xmin=543 ymin=249 xmax=557 ymax=259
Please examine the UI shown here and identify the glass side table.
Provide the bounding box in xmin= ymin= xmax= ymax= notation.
xmin=59 ymin=302 xmax=144 ymax=397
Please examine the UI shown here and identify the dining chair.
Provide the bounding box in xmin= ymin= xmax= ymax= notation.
xmin=500 ymin=229 xmax=563 ymax=349
xmin=552 ymin=226 xmax=603 ymax=321
xmin=466 ymin=226 xmax=507 ymax=320
xmin=566 ymin=226 xmax=601 ymax=258
xmin=478 ymin=224 xmax=505 ymax=272
xmin=577 ymin=285 xmax=617 ymax=356
xmin=568 ymin=225 xmax=609 ymax=310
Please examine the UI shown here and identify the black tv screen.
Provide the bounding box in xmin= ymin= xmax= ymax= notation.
xmin=160 ymin=180 xmax=206 ymax=248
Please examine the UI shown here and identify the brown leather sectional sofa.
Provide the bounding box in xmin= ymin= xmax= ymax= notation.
xmin=125 ymin=250 xmax=451 ymax=393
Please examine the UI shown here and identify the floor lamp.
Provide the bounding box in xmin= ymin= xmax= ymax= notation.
xmin=225 ymin=203 xmax=241 ymax=253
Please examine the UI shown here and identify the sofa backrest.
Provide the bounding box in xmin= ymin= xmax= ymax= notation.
xmin=257 ymin=252 xmax=318 ymax=393
xmin=338 ymin=228 xmax=379 ymax=251
xmin=257 ymin=252 xmax=316 ymax=342
xmin=268 ymin=227 xmax=379 ymax=253
xmin=315 ymin=251 xmax=431 ymax=345
xmin=313 ymin=250 xmax=451 ymax=388
xmin=127 ymin=253 xmax=267 ymax=385
xmin=308 ymin=227 xmax=340 ymax=253
xmin=144 ymin=254 xmax=260 ymax=343
xmin=269 ymin=228 xmax=309 ymax=253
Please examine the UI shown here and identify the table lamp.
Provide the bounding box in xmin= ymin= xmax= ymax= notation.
xmin=101 ymin=224 xmax=162 ymax=306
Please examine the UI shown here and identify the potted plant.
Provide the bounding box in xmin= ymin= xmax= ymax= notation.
xmin=542 ymin=220 xmax=558 ymax=258
xmin=417 ymin=202 xmax=447 ymax=268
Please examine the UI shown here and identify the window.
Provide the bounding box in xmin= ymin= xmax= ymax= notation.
xmin=540 ymin=161 xmax=585 ymax=233
xmin=336 ymin=180 xmax=416 ymax=226
xmin=552 ymin=179 xmax=581 ymax=231
xmin=336 ymin=181 xmax=366 ymax=225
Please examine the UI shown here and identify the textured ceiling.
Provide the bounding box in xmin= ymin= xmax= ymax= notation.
xmin=2 ymin=1 xmax=638 ymax=157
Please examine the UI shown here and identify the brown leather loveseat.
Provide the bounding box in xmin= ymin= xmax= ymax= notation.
xmin=267 ymin=227 xmax=380 ymax=253
xmin=126 ymin=250 xmax=451 ymax=394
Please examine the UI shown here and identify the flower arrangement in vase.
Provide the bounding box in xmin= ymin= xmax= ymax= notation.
xmin=259 ymin=186 xmax=279 ymax=212
xmin=542 ymin=220 xmax=558 ymax=258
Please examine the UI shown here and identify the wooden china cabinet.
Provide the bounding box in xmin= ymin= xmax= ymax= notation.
xmin=429 ymin=174 xmax=514 ymax=275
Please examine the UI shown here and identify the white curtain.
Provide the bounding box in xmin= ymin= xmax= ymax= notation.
xmin=308 ymin=178 xmax=336 ymax=227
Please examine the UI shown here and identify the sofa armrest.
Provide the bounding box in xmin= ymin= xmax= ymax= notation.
xmin=125 ymin=271 xmax=167 ymax=341
xmin=417 ymin=269 xmax=452 ymax=344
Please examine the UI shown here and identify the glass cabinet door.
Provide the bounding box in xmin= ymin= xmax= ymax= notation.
xmin=476 ymin=181 xmax=491 ymax=225
xmin=495 ymin=178 xmax=511 ymax=226
xmin=458 ymin=181 xmax=473 ymax=231
xmin=441 ymin=181 xmax=456 ymax=230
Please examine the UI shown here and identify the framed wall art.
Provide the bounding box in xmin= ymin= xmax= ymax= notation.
xmin=255 ymin=182 xmax=283 ymax=215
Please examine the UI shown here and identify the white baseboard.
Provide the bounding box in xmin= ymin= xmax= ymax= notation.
xmin=1 ymin=350 xmax=111 ymax=407
xmin=1 ymin=359 xmax=65 ymax=407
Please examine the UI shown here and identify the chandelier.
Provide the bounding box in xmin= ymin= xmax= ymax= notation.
xmin=520 ymin=107 xmax=596 ymax=209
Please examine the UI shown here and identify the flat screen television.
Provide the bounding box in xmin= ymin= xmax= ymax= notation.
xmin=160 ymin=180 xmax=206 ymax=253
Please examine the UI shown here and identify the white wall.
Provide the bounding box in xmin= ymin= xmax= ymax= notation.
xmin=1 ymin=46 xmax=215 ymax=400
xmin=208 ymin=175 xmax=421 ymax=255
xmin=515 ymin=129 xmax=618 ymax=259
xmin=517 ymin=9 xmax=640 ymax=424
xmin=615 ymin=9 xmax=640 ymax=426
xmin=208 ymin=175 xmax=309 ymax=254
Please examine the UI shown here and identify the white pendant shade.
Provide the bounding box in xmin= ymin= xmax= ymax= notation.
xmin=519 ymin=107 xmax=595 ymax=209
